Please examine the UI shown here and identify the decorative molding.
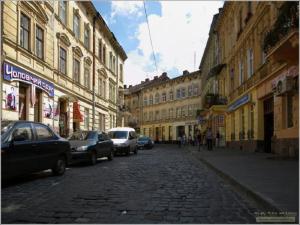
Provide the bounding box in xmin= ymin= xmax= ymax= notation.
xmin=84 ymin=56 xmax=92 ymax=66
xmin=72 ymin=46 xmax=83 ymax=57
xmin=56 ymin=33 xmax=71 ymax=47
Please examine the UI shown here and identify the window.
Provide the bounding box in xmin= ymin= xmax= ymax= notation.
xmin=84 ymin=68 xmax=90 ymax=89
xmin=119 ymin=64 xmax=123 ymax=81
xmin=193 ymin=84 xmax=199 ymax=96
xmin=239 ymin=59 xmax=244 ymax=85
xmin=169 ymin=108 xmax=173 ymax=119
xmin=98 ymin=77 xmax=102 ymax=96
xmin=182 ymin=106 xmax=186 ymax=117
xmin=84 ymin=108 xmax=89 ymax=130
xmin=162 ymin=93 xmax=166 ymax=102
xmin=103 ymin=80 xmax=106 ymax=99
xmin=99 ymin=113 xmax=105 ymax=131
xmin=287 ymin=94 xmax=293 ymax=128
xmin=169 ymin=91 xmax=173 ymax=101
xmin=181 ymin=88 xmax=186 ymax=98
xmin=112 ymin=56 xmax=116 ymax=73
xmin=176 ymin=89 xmax=181 ymax=99
xmin=149 ymin=111 xmax=153 ymax=121
xmin=109 ymin=52 xmax=113 ymax=70
xmin=73 ymin=14 xmax=80 ymax=39
xmin=35 ymin=25 xmax=44 ymax=59
xmin=176 ymin=107 xmax=181 ymax=118
xmin=59 ymin=47 xmax=67 ymax=74
xmin=247 ymin=48 xmax=254 ymax=78
xmin=35 ymin=124 xmax=54 ymax=140
xmin=103 ymin=45 xmax=106 ymax=65
xmin=149 ymin=95 xmax=153 ymax=105
xmin=155 ymin=110 xmax=160 ymax=120
xmin=144 ymin=112 xmax=147 ymax=121
xmin=155 ymin=93 xmax=160 ymax=104
xmin=99 ymin=39 xmax=102 ymax=61
xmin=161 ymin=109 xmax=166 ymax=120
xmin=12 ymin=124 xmax=33 ymax=141
xmin=59 ymin=1 xmax=67 ymax=24
xmin=73 ymin=58 xmax=80 ymax=83
xmin=84 ymin=26 xmax=90 ymax=49
xmin=188 ymin=85 xmax=193 ymax=97
xmin=144 ymin=96 xmax=148 ymax=106
xmin=20 ymin=13 xmax=30 ymax=50
xmin=188 ymin=105 xmax=193 ymax=116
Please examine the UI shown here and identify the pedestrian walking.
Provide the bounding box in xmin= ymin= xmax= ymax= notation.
xmin=216 ymin=131 xmax=220 ymax=148
xmin=206 ymin=128 xmax=213 ymax=150
xmin=197 ymin=132 xmax=202 ymax=151
xmin=182 ymin=133 xmax=186 ymax=146
xmin=188 ymin=134 xmax=193 ymax=145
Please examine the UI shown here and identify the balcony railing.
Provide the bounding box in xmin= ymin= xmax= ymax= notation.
xmin=204 ymin=93 xmax=227 ymax=109
xmin=263 ymin=2 xmax=299 ymax=53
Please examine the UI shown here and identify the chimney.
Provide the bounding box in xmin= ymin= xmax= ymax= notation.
xmin=161 ymin=72 xmax=167 ymax=77
xmin=141 ymin=81 xmax=144 ymax=84
xmin=154 ymin=76 xmax=158 ymax=80
xmin=124 ymin=85 xmax=127 ymax=89
xmin=183 ymin=70 xmax=189 ymax=75
xmin=129 ymin=85 xmax=132 ymax=88
xmin=145 ymin=78 xmax=149 ymax=82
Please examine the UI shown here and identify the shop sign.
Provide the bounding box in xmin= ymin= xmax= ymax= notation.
xmin=227 ymin=94 xmax=250 ymax=112
xmin=3 ymin=62 xmax=54 ymax=97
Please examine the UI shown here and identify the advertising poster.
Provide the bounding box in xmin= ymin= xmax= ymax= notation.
xmin=5 ymin=85 xmax=18 ymax=111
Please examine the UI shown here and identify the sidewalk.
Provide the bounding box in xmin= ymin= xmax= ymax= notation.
xmin=187 ymin=145 xmax=299 ymax=213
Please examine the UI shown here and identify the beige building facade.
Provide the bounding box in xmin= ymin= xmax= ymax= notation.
xmin=1 ymin=1 xmax=127 ymax=137
xmin=124 ymin=71 xmax=202 ymax=143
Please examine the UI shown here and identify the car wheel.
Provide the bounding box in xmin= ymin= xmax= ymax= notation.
xmin=52 ymin=156 xmax=66 ymax=176
xmin=108 ymin=149 xmax=114 ymax=161
xmin=90 ymin=151 xmax=97 ymax=165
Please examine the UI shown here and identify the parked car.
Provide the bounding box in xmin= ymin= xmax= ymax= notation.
xmin=137 ymin=136 xmax=154 ymax=149
xmin=1 ymin=120 xmax=71 ymax=180
xmin=68 ymin=130 xmax=114 ymax=165
xmin=108 ymin=127 xmax=138 ymax=155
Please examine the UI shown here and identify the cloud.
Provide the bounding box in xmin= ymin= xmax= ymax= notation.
xmin=124 ymin=1 xmax=224 ymax=85
xmin=111 ymin=1 xmax=143 ymax=19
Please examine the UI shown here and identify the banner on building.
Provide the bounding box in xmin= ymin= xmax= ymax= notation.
xmin=5 ymin=85 xmax=18 ymax=111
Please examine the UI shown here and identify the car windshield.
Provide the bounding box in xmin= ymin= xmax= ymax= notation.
xmin=1 ymin=121 xmax=14 ymax=135
xmin=68 ymin=131 xmax=96 ymax=140
xmin=108 ymin=131 xmax=128 ymax=139
xmin=138 ymin=137 xmax=149 ymax=141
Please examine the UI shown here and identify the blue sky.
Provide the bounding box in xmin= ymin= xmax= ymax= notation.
xmin=93 ymin=1 xmax=224 ymax=85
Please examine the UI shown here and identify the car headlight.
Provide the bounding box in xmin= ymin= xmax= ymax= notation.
xmin=76 ymin=146 xmax=88 ymax=151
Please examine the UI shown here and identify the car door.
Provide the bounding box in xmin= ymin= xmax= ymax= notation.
xmin=97 ymin=133 xmax=108 ymax=156
xmin=33 ymin=123 xmax=59 ymax=170
xmin=103 ymin=133 xmax=112 ymax=154
xmin=2 ymin=122 xmax=38 ymax=178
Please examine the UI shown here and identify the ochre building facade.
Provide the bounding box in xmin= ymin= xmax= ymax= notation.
xmin=1 ymin=1 xmax=127 ymax=137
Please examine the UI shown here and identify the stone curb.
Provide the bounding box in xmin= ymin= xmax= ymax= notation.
xmin=189 ymin=149 xmax=283 ymax=212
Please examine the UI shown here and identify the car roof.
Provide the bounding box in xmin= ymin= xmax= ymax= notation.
xmin=108 ymin=127 xmax=135 ymax=132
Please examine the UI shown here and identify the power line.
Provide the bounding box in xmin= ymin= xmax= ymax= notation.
xmin=143 ymin=1 xmax=158 ymax=73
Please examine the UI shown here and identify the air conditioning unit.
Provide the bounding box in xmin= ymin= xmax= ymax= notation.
xmin=274 ymin=76 xmax=294 ymax=96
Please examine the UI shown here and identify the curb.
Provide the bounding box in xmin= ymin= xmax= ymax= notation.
xmin=189 ymin=149 xmax=283 ymax=212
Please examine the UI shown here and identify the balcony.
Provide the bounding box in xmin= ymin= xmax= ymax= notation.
xmin=263 ymin=2 xmax=299 ymax=63
xmin=204 ymin=93 xmax=227 ymax=109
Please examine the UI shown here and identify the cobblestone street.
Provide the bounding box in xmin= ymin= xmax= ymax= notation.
xmin=2 ymin=145 xmax=258 ymax=224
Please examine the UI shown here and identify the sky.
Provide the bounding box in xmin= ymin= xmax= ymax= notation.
xmin=93 ymin=1 xmax=224 ymax=86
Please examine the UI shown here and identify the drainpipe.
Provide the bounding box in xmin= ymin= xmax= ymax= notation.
xmin=92 ymin=12 xmax=99 ymax=130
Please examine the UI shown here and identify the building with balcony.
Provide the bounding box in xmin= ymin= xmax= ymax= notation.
xmin=210 ymin=1 xmax=298 ymax=156
xmin=123 ymin=71 xmax=201 ymax=143
xmin=1 ymin=1 xmax=127 ymax=137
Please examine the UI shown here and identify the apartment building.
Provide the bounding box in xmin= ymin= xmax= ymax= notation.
xmin=1 ymin=1 xmax=127 ymax=137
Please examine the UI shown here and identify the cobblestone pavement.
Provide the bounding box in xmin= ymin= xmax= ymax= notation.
xmin=2 ymin=145 xmax=258 ymax=223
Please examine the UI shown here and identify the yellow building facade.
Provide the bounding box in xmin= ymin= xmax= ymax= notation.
xmin=1 ymin=1 xmax=127 ymax=137
xmin=210 ymin=1 xmax=298 ymax=156
xmin=124 ymin=71 xmax=202 ymax=143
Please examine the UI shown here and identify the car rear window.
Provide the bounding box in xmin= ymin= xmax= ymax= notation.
xmin=138 ymin=137 xmax=149 ymax=141
xmin=69 ymin=131 xmax=96 ymax=140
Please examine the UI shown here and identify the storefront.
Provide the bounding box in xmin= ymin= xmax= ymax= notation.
xmin=2 ymin=62 xmax=54 ymax=123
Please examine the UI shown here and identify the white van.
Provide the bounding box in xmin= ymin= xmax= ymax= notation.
xmin=108 ymin=127 xmax=138 ymax=156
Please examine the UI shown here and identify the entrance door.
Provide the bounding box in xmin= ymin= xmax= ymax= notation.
xmin=263 ymin=97 xmax=274 ymax=153
xmin=59 ymin=99 xmax=68 ymax=137
xmin=155 ymin=127 xmax=159 ymax=142
xmin=19 ymin=85 xmax=27 ymax=120
xmin=176 ymin=126 xmax=185 ymax=138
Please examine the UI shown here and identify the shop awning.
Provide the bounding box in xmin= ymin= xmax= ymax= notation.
xmin=73 ymin=101 xmax=83 ymax=122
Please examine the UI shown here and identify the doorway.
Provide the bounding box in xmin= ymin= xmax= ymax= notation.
xmin=34 ymin=89 xmax=42 ymax=122
xmin=176 ymin=126 xmax=185 ymax=138
xmin=59 ymin=98 xmax=68 ymax=137
xmin=263 ymin=97 xmax=274 ymax=153
xmin=19 ymin=84 xmax=27 ymax=120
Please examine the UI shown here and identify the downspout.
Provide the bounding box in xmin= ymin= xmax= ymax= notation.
xmin=92 ymin=12 xmax=99 ymax=130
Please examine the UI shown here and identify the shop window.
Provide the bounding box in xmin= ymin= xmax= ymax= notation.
xmin=73 ymin=58 xmax=80 ymax=83
xmin=35 ymin=25 xmax=44 ymax=59
xmin=20 ymin=13 xmax=30 ymax=50
xmin=19 ymin=85 xmax=27 ymax=120
xmin=287 ymin=94 xmax=294 ymax=128
xmin=59 ymin=47 xmax=67 ymax=75
xmin=34 ymin=89 xmax=42 ymax=122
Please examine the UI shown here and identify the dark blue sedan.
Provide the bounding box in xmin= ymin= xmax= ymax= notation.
xmin=137 ymin=136 xmax=154 ymax=149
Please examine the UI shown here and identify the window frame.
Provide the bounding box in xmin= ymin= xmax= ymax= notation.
xmin=59 ymin=46 xmax=67 ymax=75
xmin=73 ymin=13 xmax=80 ymax=39
xmin=20 ymin=13 xmax=30 ymax=51
xmin=35 ymin=25 xmax=44 ymax=59
xmin=73 ymin=58 xmax=80 ymax=83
